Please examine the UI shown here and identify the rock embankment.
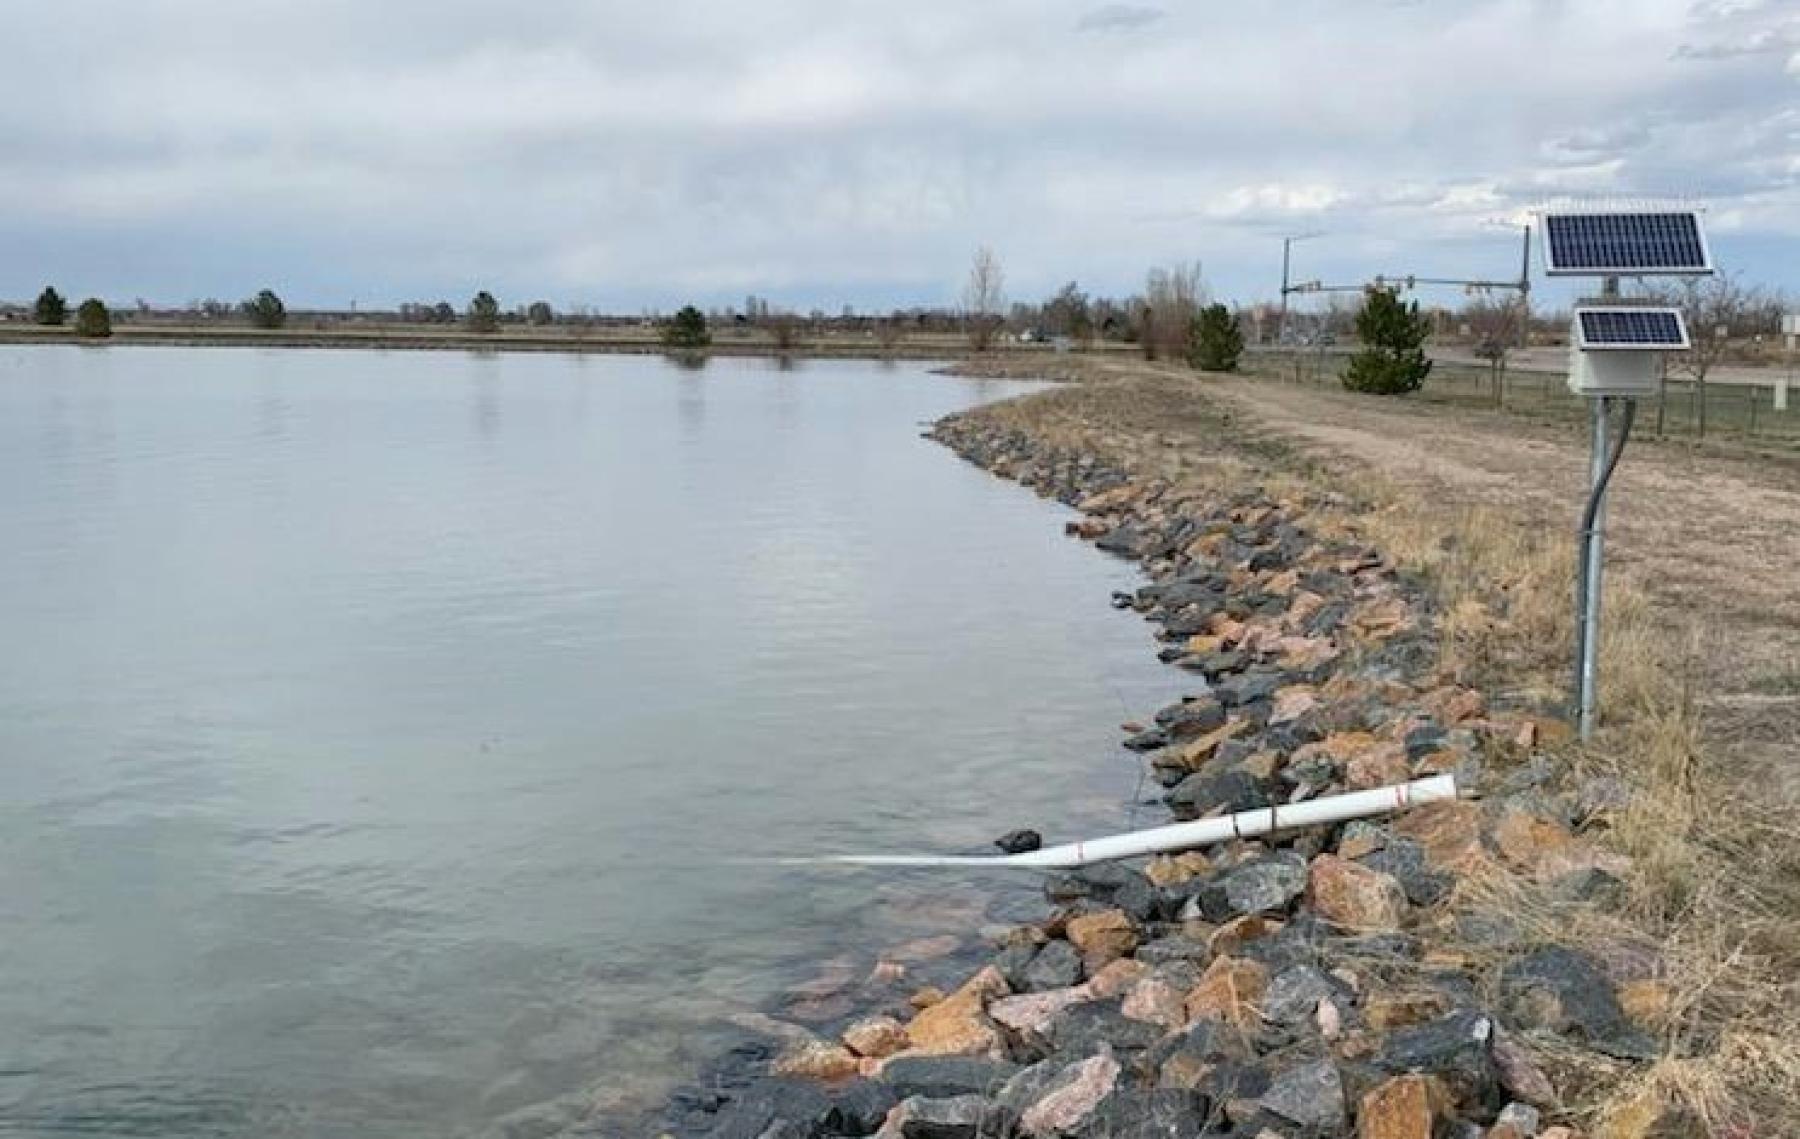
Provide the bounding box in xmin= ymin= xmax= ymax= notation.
xmin=659 ymin=415 xmax=1661 ymax=1139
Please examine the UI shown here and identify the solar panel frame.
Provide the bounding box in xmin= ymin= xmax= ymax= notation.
xmin=1573 ymin=306 xmax=1691 ymax=351
xmin=1541 ymin=212 xmax=1713 ymax=277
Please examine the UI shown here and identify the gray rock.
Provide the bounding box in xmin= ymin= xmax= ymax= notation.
xmin=1262 ymin=964 xmax=1340 ymax=1027
xmin=825 ymin=1081 xmax=901 ymax=1136
xmin=1402 ymin=724 xmax=1448 ymax=760
xmin=894 ymin=1094 xmax=999 ymax=1139
xmin=1165 ymin=770 xmax=1270 ymax=822
xmin=1148 ymin=1016 xmax=1251 ymax=1072
xmin=1360 ymin=838 xmax=1451 ymax=907
xmin=993 ymin=941 xmax=1040 ymax=991
xmin=1376 ymin=1010 xmax=1496 ymax=1110
xmin=881 ymin=1057 xmax=1020 ymax=1099
xmin=1258 ymin=1058 xmax=1345 ymax=1130
xmin=1496 ymin=1102 xmax=1542 ymax=1136
xmin=1214 ymin=671 xmax=1283 ymax=708
xmin=1022 ymin=940 xmax=1083 ymax=992
xmin=1111 ymin=876 xmax=1161 ymax=923
xmin=1575 ymin=776 xmax=1632 ymax=821
xmin=1338 ymin=820 xmax=1388 ymax=855
xmin=1549 ymin=865 xmax=1627 ymax=908
xmin=995 ymin=1058 xmax=1064 ymax=1117
xmin=703 ymin=1082 xmax=833 ymax=1139
xmin=1123 ymin=728 xmax=1171 ymax=752
xmin=1156 ymin=698 xmax=1227 ymax=739
xmin=1196 ymin=852 xmax=1308 ymax=919
xmin=1080 ymin=1089 xmax=1212 ymax=1139
xmin=1134 ymin=936 xmax=1210 ymax=966
xmin=1283 ymin=751 xmax=1340 ymax=787
xmin=1049 ymin=1001 xmax=1162 ymax=1059
xmin=1498 ymin=946 xmax=1658 ymax=1060
xmin=1142 ymin=581 xmax=1226 ymax=610
xmin=1096 ymin=525 xmax=1145 ymax=556
xmin=1496 ymin=755 xmax=1557 ymax=796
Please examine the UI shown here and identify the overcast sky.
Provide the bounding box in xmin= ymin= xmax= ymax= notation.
xmin=4 ymin=0 xmax=1796 ymax=312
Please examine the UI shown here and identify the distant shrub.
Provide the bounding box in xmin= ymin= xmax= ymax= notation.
xmin=526 ymin=301 xmax=555 ymax=326
xmin=1188 ymin=303 xmax=1244 ymax=372
xmin=34 ymin=286 xmax=66 ymax=326
xmin=1343 ymin=287 xmax=1432 ymax=395
xmin=242 ymin=289 xmax=286 ymax=330
xmin=769 ymin=313 xmax=802 ymax=351
xmin=661 ymin=305 xmax=711 ymax=350
xmin=876 ymin=314 xmax=905 ymax=351
xmin=75 ymin=298 xmax=112 ymax=339
xmin=467 ymin=291 xmax=501 ymax=334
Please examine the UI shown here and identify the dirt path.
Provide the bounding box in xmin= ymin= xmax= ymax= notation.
xmin=1199 ymin=373 xmax=1800 ymax=698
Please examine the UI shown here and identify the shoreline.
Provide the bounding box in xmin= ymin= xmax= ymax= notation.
xmin=625 ymin=373 xmax=1652 ymax=1139
xmin=0 ymin=326 xmax=1055 ymax=362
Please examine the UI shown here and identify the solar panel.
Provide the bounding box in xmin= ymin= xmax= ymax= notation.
xmin=1575 ymin=307 xmax=1690 ymax=350
xmin=1543 ymin=212 xmax=1711 ymax=276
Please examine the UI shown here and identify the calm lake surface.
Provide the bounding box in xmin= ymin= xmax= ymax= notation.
xmin=0 ymin=347 xmax=1182 ymax=1138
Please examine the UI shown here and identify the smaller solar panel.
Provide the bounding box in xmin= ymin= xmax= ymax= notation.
xmin=1543 ymin=212 xmax=1711 ymax=276
xmin=1575 ymin=307 xmax=1689 ymax=350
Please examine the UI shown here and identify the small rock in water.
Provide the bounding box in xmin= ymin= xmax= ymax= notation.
xmin=994 ymin=829 xmax=1042 ymax=854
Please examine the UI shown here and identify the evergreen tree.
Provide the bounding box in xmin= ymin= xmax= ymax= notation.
xmin=467 ymin=291 xmax=501 ymax=333
xmin=74 ymin=298 xmax=112 ymax=339
xmin=34 ymin=286 xmax=67 ymax=326
xmin=1188 ymin=303 xmax=1244 ymax=372
xmin=242 ymin=288 xmax=286 ymax=330
xmin=661 ymin=305 xmax=711 ymax=349
xmin=1342 ymin=287 xmax=1432 ymax=394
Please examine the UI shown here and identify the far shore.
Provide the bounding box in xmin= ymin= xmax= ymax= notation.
xmin=0 ymin=322 xmax=1091 ymax=362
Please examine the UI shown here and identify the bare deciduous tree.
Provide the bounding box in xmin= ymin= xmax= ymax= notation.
xmin=1648 ymin=274 xmax=1757 ymax=438
xmin=1141 ymin=262 xmax=1205 ymax=361
xmin=876 ymin=312 xmax=905 ymax=352
xmin=1464 ymin=293 xmax=1523 ymax=408
xmin=769 ymin=312 xmax=802 ymax=352
xmin=961 ymin=246 xmax=1005 ymax=351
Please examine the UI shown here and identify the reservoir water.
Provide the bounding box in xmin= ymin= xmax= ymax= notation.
xmin=0 ymin=347 xmax=1182 ymax=1137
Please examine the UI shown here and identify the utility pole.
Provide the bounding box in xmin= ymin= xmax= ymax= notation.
xmin=1517 ymin=224 xmax=1532 ymax=349
xmin=1279 ymin=238 xmax=1292 ymax=345
xmin=1277 ymin=233 xmax=1322 ymax=345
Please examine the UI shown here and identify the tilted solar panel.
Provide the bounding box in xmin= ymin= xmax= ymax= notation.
xmin=1574 ymin=307 xmax=1689 ymax=350
xmin=1543 ymin=213 xmax=1710 ymax=276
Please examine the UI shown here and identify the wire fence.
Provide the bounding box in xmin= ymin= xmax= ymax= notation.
xmin=1247 ymin=349 xmax=1800 ymax=447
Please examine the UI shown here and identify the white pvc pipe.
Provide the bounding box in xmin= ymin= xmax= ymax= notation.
xmin=807 ymin=774 xmax=1457 ymax=869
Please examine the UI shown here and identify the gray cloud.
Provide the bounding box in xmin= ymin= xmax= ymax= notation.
xmin=1076 ymin=5 xmax=1167 ymax=33
xmin=0 ymin=0 xmax=1794 ymax=310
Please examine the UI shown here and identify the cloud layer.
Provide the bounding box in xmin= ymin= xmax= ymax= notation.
xmin=3 ymin=0 xmax=1795 ymax=309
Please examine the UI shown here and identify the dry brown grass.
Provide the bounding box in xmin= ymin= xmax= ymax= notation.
xmin=1280 ymin=456 xmax=1800 ymax=1137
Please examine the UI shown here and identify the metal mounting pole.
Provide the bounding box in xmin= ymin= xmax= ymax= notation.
xmin=1575 ymin=397 xmax=1610 ymax=740
xmin=1279 ymin=238 xmax=1292 ymax=344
